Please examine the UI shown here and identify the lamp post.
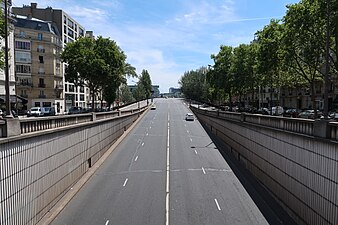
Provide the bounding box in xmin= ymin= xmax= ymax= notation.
xmin=4 ymin=0 xmax=13 ymax=118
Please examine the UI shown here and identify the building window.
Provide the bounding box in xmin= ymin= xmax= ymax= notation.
xmin=80 ymin=94 xmax=84 ymax=101
xmin=38 ymin=33 xmax=43 ymax=40
xmin=37 ymin=45 xmax=45 ymax=53
xmin=69 ymin=85 xmax=74 ymax=92
xmin=19 ymin=31 xmax=26 ymax=37
xmin=79 ymin=28 xmax=84 ymax=37
xmin=80 ymin=86 xmax=84 ymax=93
xmin=39 ymin=56 xmax=44 ymax=63
xmin=75 ymin=24 xmax=77 ymax=32
xmin=68 ymin=28 xmax=74 ymax=38
xmin=38 ymin=67 xmax=45 ymax=74
xmin=16 ymin=65 xmax=31 ymax=73
xmin=15 ymin=41 xmax=31 ymax=50
xmin=15 ymin=51 xmax=31 ymax=63
xmin=35 ymin=102 xmax=41 ymax=107
xmin=68 ymin=19 xmax=74 ymax=29
xmin=64 ymin=15 xmax=67 ymax=24
xmin=65 ymin=83 xmax=68 ymax=92
xmin=64 ymin=35 xmax=67 ymax=43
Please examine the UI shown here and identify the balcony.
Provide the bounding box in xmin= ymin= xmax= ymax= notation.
xmin=37 ymin=48 xmax=45 ymax=53
xmin=55 ymin=84 xmax=64 ymax=89
xmin=38 ymin=83 xmax=46 ymax=88
xmin=20 ymin=94 xmax=28 ymax=98
xmin=16 ymin=82 xmax=33 ymax=87
xmin=38 ymin=95 xmax=46 ymax=98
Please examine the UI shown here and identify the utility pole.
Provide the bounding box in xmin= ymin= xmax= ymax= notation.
xmin=4 ymin=0 xmax=13 ymax=117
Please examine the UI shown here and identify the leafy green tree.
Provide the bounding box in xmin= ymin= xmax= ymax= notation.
xmin=61 ymin=36 xmax=131 ymax=110
xmin=0 ymin=10 xmax=6 ymax=69
xmin=282 ymin=1 xmax=326 ymax=114
xmin=120 ymin=84 xmax=135 ymax=104
xmin=179 ymin=67 xmax=209 ymax=102
xmin=138 ymin=69 xmax=152 ymax=104
xmin=209 ymin=45 xmax=233 ymax=107
xmin=255 ymin=19 xmax=286 ymax=110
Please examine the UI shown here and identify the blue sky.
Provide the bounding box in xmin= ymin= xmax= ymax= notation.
xmin=13 ymin=0 xmax=299 ymax=93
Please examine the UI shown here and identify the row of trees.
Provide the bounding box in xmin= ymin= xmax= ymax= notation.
xmin=61 ymin=36 xmax=153 ymax=109
xmin=179 ymin=0 xmax=338 ymax=115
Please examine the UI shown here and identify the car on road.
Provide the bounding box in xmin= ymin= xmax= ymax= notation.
xmin=27 ymin=107 xmax=55 ymax=117
xmin=298 ymin=110 xmax=322 ymax=119
xmin=27 ymin=107 xmax=43 ymax=117
xmin=68 ymin=106 xmax=83 ymax=115
xmin=151 ymin=104 xmax=156 ymax=110
xmin=283 ymin=108 xmax=301 ymax=118
xmin=43 ymin=107 xmax=56 ymax=116
xmin=185 ymin=113 xmax=194 ymax=121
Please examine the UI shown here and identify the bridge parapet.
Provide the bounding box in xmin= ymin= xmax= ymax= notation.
xmin=191 ymin=106 xmax=338 ymax=225
xmin=193 ymin=107 xmax=338 ymax=141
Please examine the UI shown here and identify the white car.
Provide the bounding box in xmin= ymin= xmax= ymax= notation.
xmin=185 ymin=113 xmax=194 ymax=121
xmin=151 ymin=104 xmax=156 ymax=110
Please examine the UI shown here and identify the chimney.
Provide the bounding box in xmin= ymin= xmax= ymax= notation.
xmin=31 ymin=3 xmax=37 ymax=9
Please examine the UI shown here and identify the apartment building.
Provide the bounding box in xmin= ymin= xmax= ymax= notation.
xmin=14 ymin=16 xmax=63 ymax=112
xmin=13 ymin=3 xmax=88 ymax=112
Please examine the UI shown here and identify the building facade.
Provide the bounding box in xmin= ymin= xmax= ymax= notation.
xmin=14 ymin=16 xmax=63 ymax=112
xmin=13 ymin=3 xmax=88 ymax=112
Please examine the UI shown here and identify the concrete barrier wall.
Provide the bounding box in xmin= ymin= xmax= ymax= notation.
xmin=192 ymin=108 xmax=338 ymax=225
xmin=0 ymin=112 xmax=141 ymax=225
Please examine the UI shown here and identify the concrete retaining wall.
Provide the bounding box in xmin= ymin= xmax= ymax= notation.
xmin=0 ymin=112 xmax=141 ymax=225
xmin=192 ymin=108 xmax=338 ymax=225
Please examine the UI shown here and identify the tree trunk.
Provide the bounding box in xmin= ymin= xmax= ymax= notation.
xmin=311 ymin=82 xmax=317 ymax=118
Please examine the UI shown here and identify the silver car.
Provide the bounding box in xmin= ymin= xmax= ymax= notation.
xmin=185 ymin=113 xmax=194 ymax=121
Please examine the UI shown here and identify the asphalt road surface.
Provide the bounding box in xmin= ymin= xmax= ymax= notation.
xmin=51 ymin=98 xmax=268 ymax=225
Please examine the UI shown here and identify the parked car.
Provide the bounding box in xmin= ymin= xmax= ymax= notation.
xmin=298 ymin=110 xmax=322 ymax=119
xmin=283 ymin=108 xmax=301 ymax=118
xmin=257 ymin=108 xmax=270 ymax=115
xmin=185 ymin=113 xmax=194 ymax=121
xmin=151 ymin=104 xmax=156 ymax=110
xmin=43 ymin=107 xmax=56 ymax=116
xmin=272 ymin=106 xmax=284 ymax=116
xmin=27 ymin=107 xmax=43 ymax=117
xmin=68 ymin=106 xmax=83 ymax=115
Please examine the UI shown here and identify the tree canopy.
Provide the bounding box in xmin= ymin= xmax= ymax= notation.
xmin=61 ymin=36 xmax=136 ymax=109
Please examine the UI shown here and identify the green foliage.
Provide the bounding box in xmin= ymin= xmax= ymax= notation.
xmin=61 ymin=36 xmax=135 ymax=109
xmin=138 ymin=69 xmax=152 ymax=100
xmin=179 ymin=67 xmax=209 ymax=102
xmin=120 ymin=84 xmax=135 ymax=103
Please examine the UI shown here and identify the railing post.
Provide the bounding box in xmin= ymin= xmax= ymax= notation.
xmin=313 ymin=119 xmax=329 ymax=138
xmin=4 ymin=118 xmax=21 ymax=137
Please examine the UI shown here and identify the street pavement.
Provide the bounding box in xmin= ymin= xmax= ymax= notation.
xmin=51 ymin=98 xmax=268 ymax=225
